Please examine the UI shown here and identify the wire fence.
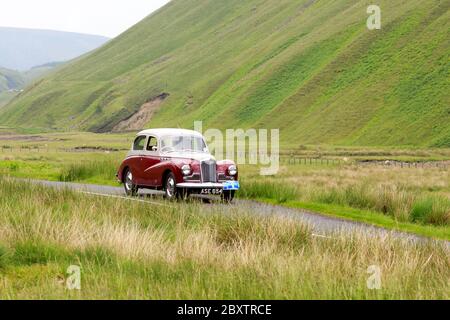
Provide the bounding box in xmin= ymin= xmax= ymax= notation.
xmin=1 ymin=145 xmax=448 ymax=168
xmin=0 ymin=146 xmax=127 ymax=153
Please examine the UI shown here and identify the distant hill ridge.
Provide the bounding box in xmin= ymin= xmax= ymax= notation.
xmin=0 ymin=0 xmax=448 ymax=147
xmin=0 ymin=27 xmax=109 ymax=71
xmin=0 ymin=67 xmax=25 ymax=92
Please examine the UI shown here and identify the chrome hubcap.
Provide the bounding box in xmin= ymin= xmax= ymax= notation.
xmin=125 ymin=171 xmax=133 ymax=191
xmin=166 ymin=177 xmax=175 ymax=197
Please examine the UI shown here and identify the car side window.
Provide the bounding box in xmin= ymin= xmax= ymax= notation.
xmin=146 ymin=136 xmax=158 ymax=152
xmin=133 ymin=136 xmax=147 ymax=151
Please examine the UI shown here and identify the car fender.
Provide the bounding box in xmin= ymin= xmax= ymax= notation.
xmin=143 ymin=161 xmax=184 ymax=186
xmin=216 ymin=159 xmax=238 ymax=180
xmin=117 ymin=157 xmax=138 ymax=182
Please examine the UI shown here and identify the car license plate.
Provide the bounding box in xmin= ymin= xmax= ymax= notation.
xmin=223 ymin=181 xmax=240 ymax=190
xmin=201 ymin=188 xmax=223 ymax=195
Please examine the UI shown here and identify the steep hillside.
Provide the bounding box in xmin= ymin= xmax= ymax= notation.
xmin=0 ymin=63 xmax=65 ymax=108
xmin=0 ymin=68 xmax=23 ymax=108
xmin=0 ymin=67 xmax=25 ymax=93
xmin=0 ymin=27 xmax=109 ymax=71
xmin=0 ymin=92 xmax=17 ymax=109
xmin=22 ymin=62 xmax=65 ymax=83
xmin=0 ymin=0 xmax=449 ymax=147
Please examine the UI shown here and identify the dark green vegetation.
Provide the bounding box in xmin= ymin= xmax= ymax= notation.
xmin=0 ymin=177 xmax=448 ymax=299
xmin=0 ymin=0 xmax=448 ymax=147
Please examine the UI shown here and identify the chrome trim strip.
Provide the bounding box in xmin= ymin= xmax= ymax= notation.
xmin=144 ymin=163 xmax=160 ymax=173
xmin=125 ymin=154 xmax=207 ymax=162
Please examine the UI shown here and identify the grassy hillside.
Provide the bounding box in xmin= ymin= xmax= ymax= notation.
xmin=22 ymin=62 xmax=65 ymax=83
xmin=0 ymin=0 xmax=449 ymax=147
xmin=0 ymin=92 xmax=17 ymax=109
xmin=0 ymin=68 xmax=24 ymax=108
xmin=0 ymin=64 xmax=64 ymax=108
xmin=0 ymin=68 xmax=25 ymax=93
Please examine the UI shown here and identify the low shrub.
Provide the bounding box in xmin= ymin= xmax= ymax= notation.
xmin=411 ymin=196 xmax=450 ymax=226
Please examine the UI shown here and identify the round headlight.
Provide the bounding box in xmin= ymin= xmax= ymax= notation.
xmin=181 ymin=164 xmax=191 ymax=176
xmin=228 ymin=165 xmax=237 ymax=176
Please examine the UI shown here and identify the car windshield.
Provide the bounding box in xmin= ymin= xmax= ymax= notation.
xmin=160 ymin=135 xmax=207 ymax=153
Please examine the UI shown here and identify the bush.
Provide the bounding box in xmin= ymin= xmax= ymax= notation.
xmin=411 ymin=196 xmax=450 ymax=226
xmin=410 ymin=198 xmax=434 ymax=223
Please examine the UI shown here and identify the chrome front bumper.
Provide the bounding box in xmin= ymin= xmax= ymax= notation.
xmin=177 ymin=181 xmax=240 ymax=191
xmin=176 ymin=182 xmax=224 ymax=189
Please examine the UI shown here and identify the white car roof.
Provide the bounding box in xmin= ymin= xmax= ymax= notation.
xmin=137 ymin=128 xmax=204 ymax=138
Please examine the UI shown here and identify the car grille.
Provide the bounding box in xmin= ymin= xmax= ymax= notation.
xmin=184 ymin=173 xmax=201 ymax=182
xmin=201 ymin=160 xmax=217 ymax=182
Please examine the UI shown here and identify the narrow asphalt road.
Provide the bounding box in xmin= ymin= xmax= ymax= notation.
xmin=27 ymin=179 xmax=448 ymax=246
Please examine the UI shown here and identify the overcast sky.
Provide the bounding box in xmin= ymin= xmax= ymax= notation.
xmin=0 ymin=0 xmax=170 ymax=38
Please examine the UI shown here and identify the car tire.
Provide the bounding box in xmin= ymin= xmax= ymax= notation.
xmin=164 ymin=172 xmax=178 ymax=200
xmin=222 ymin=190 xmax=235 ymax=203
xmin=123 ymin=168 xmax=138 ymax=196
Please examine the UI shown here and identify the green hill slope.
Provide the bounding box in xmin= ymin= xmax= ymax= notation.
xmin=0 ymin=68 xmax=25 ymax=93
xmin=0 ymin=0 xmax=449 ymax=147
xmin=0 ymin=68 xmax=25 ymax=108
xmin=0 ymin=63 xmax=64 ymax=108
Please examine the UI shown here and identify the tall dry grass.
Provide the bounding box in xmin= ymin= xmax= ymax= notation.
xmin=0 ymin=177 xmax=448 ymax=299
xmin=240 ymin=165 xmax=450 ymax=226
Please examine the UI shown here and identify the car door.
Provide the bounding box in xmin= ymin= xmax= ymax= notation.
xmin=140 ymin=136 xmax=161 ymax=187
xmin=130 ymin=135 xmax=148 ymax=185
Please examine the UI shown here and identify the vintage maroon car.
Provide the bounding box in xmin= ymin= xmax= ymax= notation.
xmin=117 ymin=129 xmax=239 ymax=201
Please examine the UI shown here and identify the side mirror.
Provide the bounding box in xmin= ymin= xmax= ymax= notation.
xmin=151 ymin=146 xmax=158 ymax=152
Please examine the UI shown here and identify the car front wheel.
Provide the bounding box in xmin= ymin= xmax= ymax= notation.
xmin=164 ymin=172 xmax=178 ymax=200
xmin=124 ymin=168 xmax=138 ymax=196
